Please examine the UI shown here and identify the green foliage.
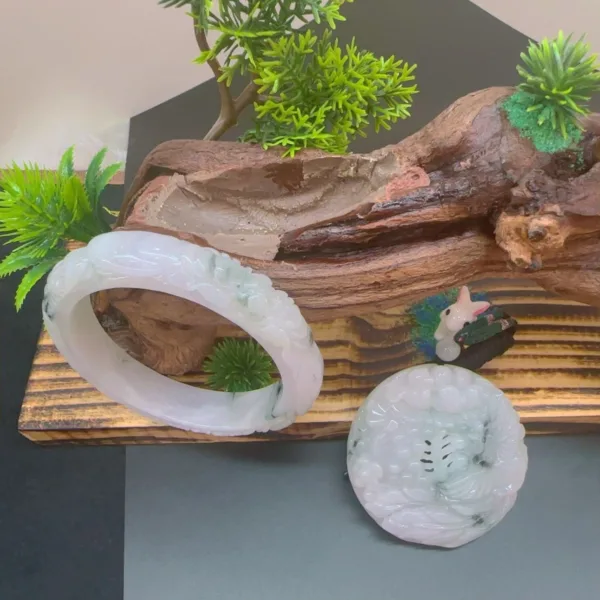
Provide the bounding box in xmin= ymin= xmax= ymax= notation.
xmin=0 ymin=147 xmax=120 ymax=310
xmin=508 ymin=31 xmax=600 ymax=152
xmin=161 ymin=0 xmax=417 ymax=155
xmin=240 ymin=30 xmax=417 ymax=156
xmin=503 ymin=91 xmax=582 ymax=154
xmin=189 ymin=1 xmax=350 ymax=84
xmin=204 ymin=338 xmax=275 ymax=393
xmin=158 ymin=0 xmax=193 ymax=6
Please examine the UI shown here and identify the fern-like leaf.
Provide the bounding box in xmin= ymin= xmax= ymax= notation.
xmin=57 ymin=145 xmax=75 ymax=178
xmin=95 ymin=162 xmax=122 ymax=199
xmin=15 ymin=256 xmax=62 ymax=311
xmin=0 ymin=146 xmax=116 ymax=309
xmin=0 ymin=248 xmax=43 ymax=277
xmin=84 ymin=148 xmax=108 ymax=204
xmin=84 ymin=149 xmax=122 ymax=223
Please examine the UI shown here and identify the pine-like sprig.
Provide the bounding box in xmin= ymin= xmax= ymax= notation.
xmin=204 ymin=338 xmax=275 ymax=393
xmin=0 ymin=147 xmax=121 ymax=310
xmin=509 ymin=30 xmax=600 ymax=149
xmin=160 ymin=1 xmax=417 ymax=152
xmin=189 ymin=0 xmax=350 ymax=85
xmin=241 ymin=29 xmax=417 ymax=155
xmin=503 ymin=91 xmax=583 ymax=154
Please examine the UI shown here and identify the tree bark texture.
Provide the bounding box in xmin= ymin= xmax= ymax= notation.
xmin=107 ymin=87 xmax=600 ymax=374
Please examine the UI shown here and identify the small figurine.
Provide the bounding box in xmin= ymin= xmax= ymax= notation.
xmin=434 ymin=287 xmax=518 ymax=370
xmin=434 ymin=286 xmax=491 ymax=362
xmin=408 ymin=286 xmax=518 ymax=371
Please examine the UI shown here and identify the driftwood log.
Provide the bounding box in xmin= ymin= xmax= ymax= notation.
xmin=105 ymin=86 xmax=600 ymax=375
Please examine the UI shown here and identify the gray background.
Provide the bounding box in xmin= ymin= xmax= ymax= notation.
xmin=0 ymin=184 xmax=126 ymax=600
xmin=126 ymin=438 xmax=600 ymax=600
xmin=123 ymin=1 xmax=600 ymax=598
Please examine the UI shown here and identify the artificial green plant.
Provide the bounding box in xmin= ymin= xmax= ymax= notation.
xmin=159 ymin=0 xmax=418 ymax=155
xmin=156 ymin=1 xmax=419 ymax=389
xmin=204 ymin=338 xmax=275 ymax=392
xmin=504 ymin=30 xmax=600 ymax=153
xmin=0 ymin=147 xmax=121 ymax=309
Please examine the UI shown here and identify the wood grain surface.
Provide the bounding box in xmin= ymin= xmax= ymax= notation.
xmin=19 ymin=279 xmax=600 ymax=445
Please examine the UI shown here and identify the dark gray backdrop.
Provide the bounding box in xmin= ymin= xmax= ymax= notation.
xmin=0 ymin=185 xmax=125 ymax=600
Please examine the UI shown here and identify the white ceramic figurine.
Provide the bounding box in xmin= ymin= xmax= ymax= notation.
xmin=434 ymin=286 xmax=490 ymax=362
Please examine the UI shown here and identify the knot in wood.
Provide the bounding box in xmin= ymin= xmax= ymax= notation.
xmin=527 ymin=226 xmax=547 ymax=242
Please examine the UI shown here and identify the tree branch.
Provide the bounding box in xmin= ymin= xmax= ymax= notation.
xmin=234 ymin=81 xmax=260 ymax=113
xmin=194 ymin=24 xmax=261 ymax=140
xmin=202 ymin=82 xmax=260 ymax=141
xmin=193 ymin=20 xmax=236 ymax=140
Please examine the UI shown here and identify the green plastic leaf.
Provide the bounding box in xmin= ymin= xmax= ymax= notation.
xmin=15 ymin=257 xmax=61 ymax=311
xmin=103 ymin=206 xmax=120 ymax=217
xmin=514 ymin=30 xmax=600 ymax=145
xmin=0 ymin=146 xmax=112 ymax=310
xmin=243 ymin=27 xmax=417 ymax=156
xmin=85 ymin=148 xmax=108 ymax=204
xmin=204 ymin=338 xmax=275 ymax=393
xmin=0 ymin=249 xmax=41 ymax=277
xmin=95 ymin=162 xmax=122 ymax=199
xmin=193 ymin=50 xmax=211 ymax=64
xmin=57 ymin=146 xmax=75 ymax=178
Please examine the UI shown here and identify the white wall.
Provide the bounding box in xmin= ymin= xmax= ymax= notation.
xmin=0 ymin=0 xmax=211 ymax=169
xmin=471 ymin=0 xmax=599 ymax=53
xmin=1 ymin=0 xmax=598 ymax=170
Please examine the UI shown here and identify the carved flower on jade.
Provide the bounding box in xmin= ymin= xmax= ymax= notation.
xmin=347 ymin=364 xmax=528 ymax=548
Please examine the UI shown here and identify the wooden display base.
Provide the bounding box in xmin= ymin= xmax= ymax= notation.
xmin=19 ymin=279 xmax=600 ymax=445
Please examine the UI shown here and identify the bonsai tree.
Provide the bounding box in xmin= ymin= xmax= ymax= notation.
xmin=159 ymin=0 xmax=418 ymax=154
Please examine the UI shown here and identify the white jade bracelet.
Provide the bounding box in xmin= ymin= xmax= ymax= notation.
xmin=42 ymin=230 xmax=324 ymax=436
